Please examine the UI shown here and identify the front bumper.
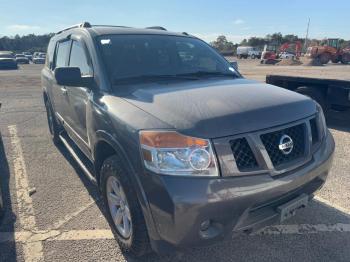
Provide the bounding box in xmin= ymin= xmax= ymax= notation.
xmin=142 ymin=130 xmax=335 ymax=253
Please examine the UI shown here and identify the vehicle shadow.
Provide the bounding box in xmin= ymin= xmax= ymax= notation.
xmin=53 ymin=142 xmax=104 ymax=213
xmin=0 ymin=132 xmax=18 ymax=262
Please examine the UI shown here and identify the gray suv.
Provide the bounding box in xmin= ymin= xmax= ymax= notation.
xmin=42 ymin=22 xmax=335 ymax=257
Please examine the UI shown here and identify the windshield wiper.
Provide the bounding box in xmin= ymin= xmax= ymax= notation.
xmin=113 ymin=74 xmax=197 ymax=84
xmin=177 ymin=71 xmax=236 ymax=78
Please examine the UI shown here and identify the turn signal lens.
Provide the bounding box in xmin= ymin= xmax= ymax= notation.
xmin=140 ymin=131 xmax=208 ymax=148
xmin=139 ymin=131 xmax=218 ymax=176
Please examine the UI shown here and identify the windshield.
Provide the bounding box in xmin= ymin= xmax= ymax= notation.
xmin=97 ymin=34 xmax=238 ymax=84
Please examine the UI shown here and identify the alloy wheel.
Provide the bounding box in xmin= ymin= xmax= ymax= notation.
xmin=106 ymin=176 xmax=132 ymax=239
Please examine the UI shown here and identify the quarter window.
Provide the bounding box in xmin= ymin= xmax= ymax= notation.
xmin=69 ymin=41 xmax=92 ymax=76
xmin=55 ymin=40 xmax=71 ymax=68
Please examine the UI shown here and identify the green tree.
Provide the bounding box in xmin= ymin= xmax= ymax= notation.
xmin=0 ymin=33 xmax=54 ymax=53
xmin=210 ymin=35 xmax=235 ymax=52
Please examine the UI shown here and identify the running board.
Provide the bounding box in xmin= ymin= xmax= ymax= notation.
xmin=59 ymin=133 xmax=97 ymax=185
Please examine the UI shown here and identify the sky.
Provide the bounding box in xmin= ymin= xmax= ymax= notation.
xmin=0 ymin=0 xmax=349 ymax=43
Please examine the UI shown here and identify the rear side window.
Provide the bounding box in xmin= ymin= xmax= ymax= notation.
xmin=55 ymin=40 xmax=71 ymax=68
xmin=46 ymin=40 xmax=56 ymax=69
xmin=69 ymin=41 xmax=92 ymax=76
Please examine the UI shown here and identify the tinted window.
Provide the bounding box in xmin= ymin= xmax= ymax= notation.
xmin=69 ymin=41 xmax=92 ymax=76
xmin=46 ymin=41 xmax=55 ymax=68
xmin=97 ymin=35 xmax=236 ymax=83
xmin=55 ymin=40 xmax=71 ymax=68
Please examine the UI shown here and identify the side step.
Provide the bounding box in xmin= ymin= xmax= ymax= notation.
xmin=59 ymin=133 xmax=97 ymax=185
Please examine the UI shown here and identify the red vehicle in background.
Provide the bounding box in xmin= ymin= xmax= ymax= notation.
xmin=306 ymin=38 xmax=350 ymax=64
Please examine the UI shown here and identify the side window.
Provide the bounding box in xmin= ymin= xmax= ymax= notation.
xmin=46 ymin=40 xmax=56 ymax=69
xmin=55 ymin=40 xmax=71 ymax=68
xmin=69 ymin=41 xmax=92 ymax=76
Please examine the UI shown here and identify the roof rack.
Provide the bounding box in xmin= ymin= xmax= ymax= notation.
xmin=145 ymin=26 xmax=167 ymax=31
xmin=56 ymin=22 xmax=91 ymax=34
xmin=91 ymin=25 xmax=130 ymax=29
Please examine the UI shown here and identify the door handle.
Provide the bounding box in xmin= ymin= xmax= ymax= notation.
xmin=60 ymin=87 xmax=67 ymax=95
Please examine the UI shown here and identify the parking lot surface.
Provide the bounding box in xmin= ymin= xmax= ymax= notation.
xmin=0 ymin=62 xmax=349 ymax=261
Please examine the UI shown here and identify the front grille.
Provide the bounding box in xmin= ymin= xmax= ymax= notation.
xmin=310 ymin=118 xmax=319 ymax=145
xmin=230 ymin=138 xmax=258 ymax=171
xmin=260 ymin=123 xmax=306 ymax=168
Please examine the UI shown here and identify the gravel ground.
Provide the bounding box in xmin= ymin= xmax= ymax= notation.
xmin=0 ymin=62 xmax=349 ymax=261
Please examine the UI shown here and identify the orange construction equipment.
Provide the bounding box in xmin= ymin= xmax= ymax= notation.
xmin=279 ymin=41 xmax=302 ymax=58
xmin=306 ymin=38 xmax=350 ymax=64
xmin=261 ymin=41 xmax=302 ymax=64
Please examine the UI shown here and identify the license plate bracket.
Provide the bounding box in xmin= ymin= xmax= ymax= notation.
xmin=277 ymin=194 xmax=309 ymax=222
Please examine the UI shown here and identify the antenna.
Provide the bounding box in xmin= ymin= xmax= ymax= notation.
xmin=304 ymin=18 xmax=310 ymax=51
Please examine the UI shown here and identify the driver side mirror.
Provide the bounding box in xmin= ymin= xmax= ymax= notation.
xmin=54 ymin=67 xmax=93 ymax=87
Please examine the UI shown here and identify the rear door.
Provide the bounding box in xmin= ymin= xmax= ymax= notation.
xmin=51 ymin=39 xmax=71 ymax=122
xmin=65 ymin=39 xmax=93 ymax=154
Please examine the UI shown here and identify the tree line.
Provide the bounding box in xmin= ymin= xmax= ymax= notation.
xmin=0 ymin=34 xmax=54 ymax=53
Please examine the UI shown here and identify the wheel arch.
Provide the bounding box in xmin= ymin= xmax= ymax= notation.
xmin=92 ymin=130 xmax=160 ymax=242
xmin=93 ymin=131 xmax=131 ymax=184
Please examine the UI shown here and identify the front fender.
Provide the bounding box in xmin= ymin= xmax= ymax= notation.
xmin=93 ymin=130 xmax=161 ymax=243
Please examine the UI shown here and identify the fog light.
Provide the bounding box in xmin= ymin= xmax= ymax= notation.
xmin=200 ymin=220 xmax=211 ymax=231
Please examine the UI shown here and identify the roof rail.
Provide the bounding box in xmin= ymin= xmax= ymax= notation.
xmin=56 ymin=22 xmax=91 ymax=34
xmin=182 ymin=32 xmax=189 ymax=36
xmin=91 ymin=25 xmax=130 ymax=28
xmin=145 ymin=26 xmax=167 ymax=31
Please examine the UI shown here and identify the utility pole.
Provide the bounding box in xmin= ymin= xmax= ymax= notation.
xmin=304 ymin=18 xmax=310 ymax=51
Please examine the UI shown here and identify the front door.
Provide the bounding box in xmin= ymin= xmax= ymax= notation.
xmin=65 ymin=39 xmax=94 ymax=154
xmin=51 ymin=39 xmax=71 ymax=123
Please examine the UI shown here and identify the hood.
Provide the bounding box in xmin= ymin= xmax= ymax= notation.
xmin=119 ymin=78 xmax=316 ymax=138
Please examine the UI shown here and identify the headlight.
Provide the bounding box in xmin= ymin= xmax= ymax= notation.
xmin=316 ymin=103 xmax=327 ymax=139
xmin=139 ymin=130 xmax=218 ymax=176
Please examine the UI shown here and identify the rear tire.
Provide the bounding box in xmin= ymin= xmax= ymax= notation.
xmin=341 ymin=53 xmax=350 ymax=64
xmin=45 ymin=99 xmax=61 ymax=144
xmin=318 ymin=53 xmax=330 ymax=64
xmin=296 ymin=86 xmax=328 ymax=112
xmin=101 ymin=155 xmax=151 ymax=257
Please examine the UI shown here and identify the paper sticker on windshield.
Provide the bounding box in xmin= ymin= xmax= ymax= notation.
xmin=229 ymin=67 xmax=235 ymax=72
xmin=100 ymin=39 xmax=111 ymax=45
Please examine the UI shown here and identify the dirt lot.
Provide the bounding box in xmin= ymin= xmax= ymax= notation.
xmin=0 ymin=62 xmax=350 ymax=262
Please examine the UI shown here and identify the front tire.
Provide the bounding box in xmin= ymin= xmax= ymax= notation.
xmin=101 ymin=155 xmax=151 ymax=257
xmin=341 ymin=53 xmax=350 ymax=64
xmin=45 ymin=99 xmax=61 ymax=144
